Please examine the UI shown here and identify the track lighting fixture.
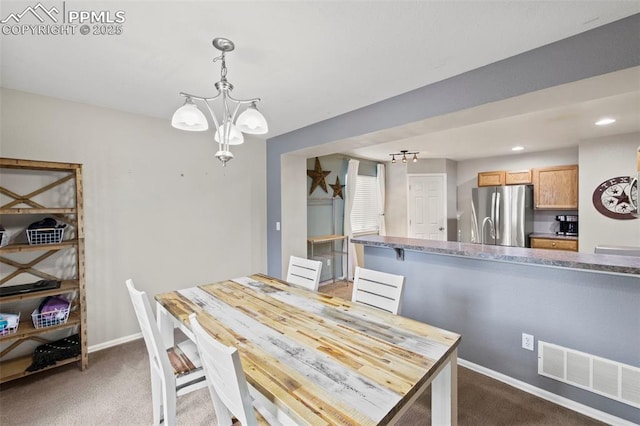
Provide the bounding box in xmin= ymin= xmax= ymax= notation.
xmin=389 ymin=150 xmax=419 ymax=164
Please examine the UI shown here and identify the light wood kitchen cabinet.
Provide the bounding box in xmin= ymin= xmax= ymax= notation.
xmin=532 ymin=165 xmax=578 ymax=209
xmin=478 ymin=171 xmax=506 ymax=187
xmin=530 ymin=237 xmax=578 ymax=251
xmin=506 ymin=170 xmax=532 ymax=185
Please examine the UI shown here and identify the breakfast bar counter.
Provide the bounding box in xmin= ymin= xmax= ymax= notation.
xmin=352 ymin=235 xmax=639 ymax=277
xmin=351 ymin=235 xmax=639 ymax=423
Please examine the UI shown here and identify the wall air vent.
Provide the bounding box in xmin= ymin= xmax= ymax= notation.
xmin=538 ymin=341 xmax=640 ymax=408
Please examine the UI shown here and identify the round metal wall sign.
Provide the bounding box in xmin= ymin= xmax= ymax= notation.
xmin=592 ymin=176 xmax=637 ymax=220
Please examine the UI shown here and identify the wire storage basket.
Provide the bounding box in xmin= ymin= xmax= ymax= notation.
xmin=0 ymin=312 xmax=20 ymax=336
xmin=32 ymin=306 xmax=70 ymax=329
xmin=26 ymin=225 xmax=66 ymax=245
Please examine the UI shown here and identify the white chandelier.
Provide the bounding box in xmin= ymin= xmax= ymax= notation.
xmin=171 ymin=38 xmax=268 ymax=166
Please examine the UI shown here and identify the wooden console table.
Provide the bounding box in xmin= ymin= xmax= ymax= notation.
xmin=307 ymin=234 xmax=348 ymax=283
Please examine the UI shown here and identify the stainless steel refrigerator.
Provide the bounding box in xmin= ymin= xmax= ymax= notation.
xmin=471 ymin=185 xmax=533 ymax=247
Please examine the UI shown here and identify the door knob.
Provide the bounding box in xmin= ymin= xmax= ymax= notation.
xmin=439 ymin=227 xmax=445 ymax=231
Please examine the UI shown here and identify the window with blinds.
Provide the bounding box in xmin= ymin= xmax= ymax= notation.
xmin=351 ymin=175 xmax=379 ymax=234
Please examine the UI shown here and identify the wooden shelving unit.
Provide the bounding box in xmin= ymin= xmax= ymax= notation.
xmin=0 ymin=158 xmax=87 ymax=383
xmin=0 ymin=354 xmax=82 ymax=383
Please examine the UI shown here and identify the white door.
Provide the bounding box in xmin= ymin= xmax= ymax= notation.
xmin=408 ymin=174 xmax=446 ymax=240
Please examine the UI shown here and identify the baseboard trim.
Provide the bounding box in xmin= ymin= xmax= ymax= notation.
xmin=86 ymin=338 xmax=633 ymax=425
xmin=87 ymin=333 xmax=141 ymax=353
xmin=459 ymin=358 xmax=636 ymax=426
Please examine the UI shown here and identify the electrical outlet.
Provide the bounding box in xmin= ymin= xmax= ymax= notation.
xmin=522 ymin=333 xmax=534 ymax=351
xmin=327 ymin=258 xmax=331 ymax=266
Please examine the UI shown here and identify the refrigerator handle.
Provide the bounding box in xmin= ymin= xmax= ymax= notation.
xmin=480 ymin=191 xmax=497 ymax=244
xmin=471 ymin=202 xmax=478 ymax=243
xmin=481 ymin=217 xmax=494 ymax=244
xmin=490 ymin=192 xmax=495 ymax=223
xmin=490 ymin=192 xmax=496 ymax=239
xmin=495 ymin=192 xmax=500 ymax=240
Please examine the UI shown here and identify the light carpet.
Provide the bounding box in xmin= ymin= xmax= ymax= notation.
xmin=0 ymin=338 xmax=605 ymax=425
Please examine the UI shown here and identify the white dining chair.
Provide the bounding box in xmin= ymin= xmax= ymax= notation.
xmin=188 ymin=313 xmax=279 ymax=426
xmin=352 ymin=267 xmax=406 ymax=315
xmin=286 ymin=255 xmax=323 ymax=291
xmin=125 ymin=279 xmax=207 ymax=425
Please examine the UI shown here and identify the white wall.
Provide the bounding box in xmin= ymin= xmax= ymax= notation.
xmin=578 ymin=133 xmax=640 ymax=252
xmin=384 ymin=143 xmax=639 ymax=251
xmin=456 ymin=147 xmax=580 ymax=185
xmin=280 ymin=152 xmax=307 ymax=277
xmin=384 ymin=161 xmax=408 ymax=237
xmin=0 ymin=89 xmax=267 ymax=347
xmin=385 ymin=148 xmax=580 ymax=240
xmin=456 ymin=147 xmax=579 ymax=242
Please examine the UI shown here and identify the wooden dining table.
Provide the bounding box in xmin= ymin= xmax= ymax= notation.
xmin=155 ymin=273 xmax=461 ymax=425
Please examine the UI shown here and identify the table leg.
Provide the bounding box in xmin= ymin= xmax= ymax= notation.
xmin=431 ymin=348 xmax=458 ymax=426
xmin=345 ymin=236 xmax=348 ymax=285
xmin=249 ymin=383 xmax=298 ymax=425
xmin=156 ymin=303 xmax=175 ymax=350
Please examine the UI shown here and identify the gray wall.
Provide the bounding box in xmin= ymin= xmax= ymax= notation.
xmin=307 ymin=154 xmax=347 ymax=282
xmin=267 ymin=14 xmax=640 ymax=278
xmin=306 ymin=154 xmax=381 ymax=281
xmin=363 ymin=245 xmax=640 ymax=423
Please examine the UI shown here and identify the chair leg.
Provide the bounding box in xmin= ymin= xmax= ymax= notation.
xmin=164 ymin=381 xmax=177 ymax=426
xmin=208 ymin=383 xmax=233 ymax=426
xmin=151 ymin=368 xmax=161 ymax=425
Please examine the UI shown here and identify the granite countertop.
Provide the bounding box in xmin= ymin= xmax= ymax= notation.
xmin=529 ymin=233 xmax=578 ymax=241
xmin=352 ymin=235 xmax=640 ymax=277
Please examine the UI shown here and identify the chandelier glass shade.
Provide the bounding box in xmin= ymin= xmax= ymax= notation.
xmin=214 ymin=122 xmax=244 ymax=145
xmin=236 ymin=102 xmax=269 ymax=134
xmin=171 ymin=99 xmax=209 ymax=131
xmin=171 ymin=37 xmax=268 ymax=166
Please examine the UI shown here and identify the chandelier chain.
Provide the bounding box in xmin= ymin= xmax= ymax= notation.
xmin=213 ymin=53 xmax=228 ymax=79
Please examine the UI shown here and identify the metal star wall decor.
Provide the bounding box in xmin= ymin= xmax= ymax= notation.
xmin=330 ymin=176 xmax=345 ymax=199
xmin=307 ymin=157 xmax=331 ymax=195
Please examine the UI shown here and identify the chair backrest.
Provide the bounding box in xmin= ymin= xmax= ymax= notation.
xmin=189 ymin=313 xmax=258 ymax=426
xmin=125 ymin=279 xmax=174 ymax=387
xmin=286 ymin=256 xmax=322 ymax=291
xmin=352 ymin=267 xmax=405 ymax=315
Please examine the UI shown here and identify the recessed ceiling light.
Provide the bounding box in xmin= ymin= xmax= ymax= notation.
xmin=595 ymin=118 xmax=616 ymax=126
xmin=512 ymin=146 xmax=524 ymax=151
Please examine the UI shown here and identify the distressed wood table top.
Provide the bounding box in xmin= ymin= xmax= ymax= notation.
xmin=155 ymin=273 xmax=461 ymax=425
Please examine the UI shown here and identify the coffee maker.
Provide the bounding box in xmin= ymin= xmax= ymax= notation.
xmin=556 ymin=215 xmax=578 ymax=236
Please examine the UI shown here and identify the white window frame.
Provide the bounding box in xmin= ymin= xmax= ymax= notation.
xmin=350 ymin=174 xmax=380 ymax=235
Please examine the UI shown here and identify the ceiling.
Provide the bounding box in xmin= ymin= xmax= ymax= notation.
xmin=2 ymin=1 xmax=640 ymax=161
xmin=340 ymin=67 xmax=640 ymax=162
